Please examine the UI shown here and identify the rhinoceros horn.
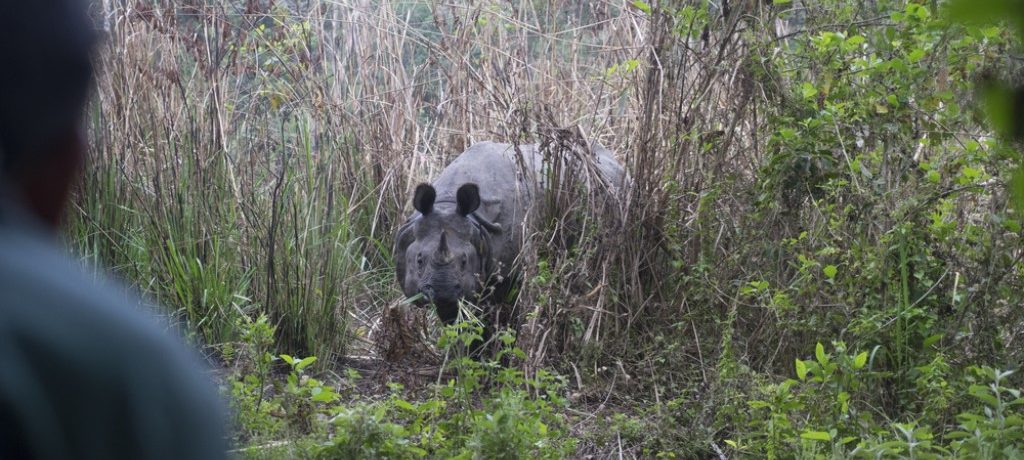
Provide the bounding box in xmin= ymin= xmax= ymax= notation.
xmin=435 ymin=230 xmax=454 ymax=265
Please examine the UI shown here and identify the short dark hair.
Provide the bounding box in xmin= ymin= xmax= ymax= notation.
xmin=0 ymin=1 xmax=98 ymax=174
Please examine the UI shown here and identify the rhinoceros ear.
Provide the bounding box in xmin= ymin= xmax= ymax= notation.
xmin=456 ymin=183 xmax=480 ymax=216
xmin=413 ymin=183 xmax=436 ymax=215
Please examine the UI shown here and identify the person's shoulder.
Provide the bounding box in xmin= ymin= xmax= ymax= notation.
xmin=0 ymin=226 xmax=216 ymax=390
xmin=1 ymin=231 xmax=159 ymax=351
xmin=0 ymin=226 xmax=228 ymax=456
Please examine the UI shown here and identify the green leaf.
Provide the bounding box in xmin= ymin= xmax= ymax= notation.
xmin=631 ymin=1 xmax=651 ymax=14
xmin=982 ymin=26 xmax=1003 ymax=39
xmin=815 ymin=342 xmax=829 ymax=365
xmin=393 ymin=399 xmax=416 ymax=411
xmin=945 ymin=430 xmax=973 ymax=440
xmin=796 ymin=358 xmax=808 ymax=380
xmin=773 ymin=0 xmax=792 ymax=4
xmin=311 ymin=389 xmax=339 ymax=402
xmin=907 ymin=47 xmax=926 ymax=63
xmin=823 ymin=265 xmax=837 ymax=279
xmin=279 ymin=354 xmax=295 ymax=365
xmin=853 ymin=351 xmax=868 ymax=369
xmin=923 ymin=334 xmax=942 ymax=348
xmin=296 ymin=356 xmax=317 ymax=371
xmin=889 ymin=57 xmax=908 ymax=73
xmin=801 ymin=431 xmax=832 ymax=441
xmin=960 ymin=166 xmax=982 ymax=183
xmin=801 ymin=82 xmax=818 ymax=99
xmin=838 ymin=391 xmax=850 ymax=412
xmin=970 ymin=388 xmax=1000 ymax=406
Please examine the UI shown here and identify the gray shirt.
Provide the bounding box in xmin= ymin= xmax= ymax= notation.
xmin=0 ymin=199 xmax=228 ymax=459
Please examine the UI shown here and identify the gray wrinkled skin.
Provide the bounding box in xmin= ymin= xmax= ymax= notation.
xmin=395 ymin=141 xmax=625 ymax=325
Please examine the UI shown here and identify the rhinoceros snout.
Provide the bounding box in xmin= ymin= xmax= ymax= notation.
xmin=420 ymin=284 xmax=436 ymax=302
xmin=420 ymin=283 xmax=462 ymax=306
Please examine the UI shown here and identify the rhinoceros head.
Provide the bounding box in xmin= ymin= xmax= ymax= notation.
xmin=395 ymin=183 xmax=500 ymax=322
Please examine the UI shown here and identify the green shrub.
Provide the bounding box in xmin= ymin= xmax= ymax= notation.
xmin=298 ymin=323 xmax=576 ymax=458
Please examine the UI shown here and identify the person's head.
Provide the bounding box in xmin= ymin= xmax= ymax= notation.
xmin=0 ymin=1 xmax=97 ymax=228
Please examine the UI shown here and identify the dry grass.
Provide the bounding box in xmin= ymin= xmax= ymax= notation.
xmin=74 ymin=0 xmax=765 ymax=365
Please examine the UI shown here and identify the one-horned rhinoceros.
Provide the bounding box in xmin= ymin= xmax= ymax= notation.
xmin=394 ymin=141 xmax=625 ymax=329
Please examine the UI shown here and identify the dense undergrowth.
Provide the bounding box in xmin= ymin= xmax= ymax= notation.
xmin=70 ymin=0 xmax=1024 ymax=457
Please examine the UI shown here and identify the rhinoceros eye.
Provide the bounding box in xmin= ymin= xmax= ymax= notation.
xmin=460 ymin=254 xmax=467 ymax=270
xmin=416 ymin=253 xmax=424 ymax=269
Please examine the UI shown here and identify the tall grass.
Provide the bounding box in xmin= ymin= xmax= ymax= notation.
xmin=69 ymin=0 xmax=667 ymax=361
xmin=70 ymin=2 xmax=395 ymax=358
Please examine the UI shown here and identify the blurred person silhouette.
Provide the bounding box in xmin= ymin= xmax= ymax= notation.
xmin=0 ymin=2 xmax=228 ymax=459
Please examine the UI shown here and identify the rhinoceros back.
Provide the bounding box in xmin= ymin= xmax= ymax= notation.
xmin=429 ymin=140 xmax=625 ymax=281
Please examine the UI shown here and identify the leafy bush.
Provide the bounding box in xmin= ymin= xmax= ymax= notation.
xmin=726 ymin=341 xmax=1024 ymax=459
